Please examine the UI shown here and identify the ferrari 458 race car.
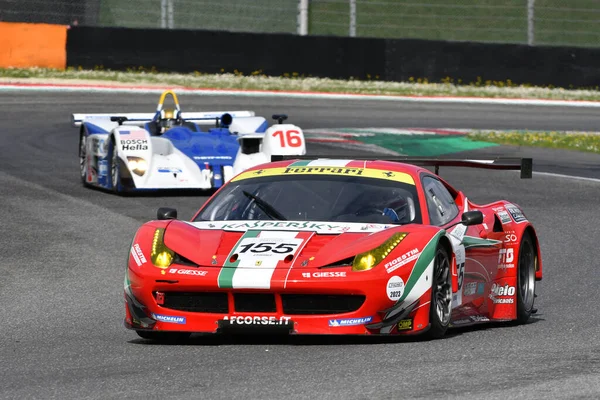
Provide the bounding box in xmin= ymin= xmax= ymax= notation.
xmin=124 ymin=156 xmax=542 ymax=341
xmin=73 ymin=90 xmax=306 ymax=193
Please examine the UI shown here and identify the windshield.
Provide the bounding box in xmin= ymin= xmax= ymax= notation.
xmin=195 ymin=174 xmax=422 ymax=225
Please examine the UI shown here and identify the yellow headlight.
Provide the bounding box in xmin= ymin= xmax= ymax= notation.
xmin=150 ymin=228 xmax=174 ymax=269
xmin=352 ymin=232 xmax=408 ymax=272
xmin=127 ymin=157 xmax=148 ymax=176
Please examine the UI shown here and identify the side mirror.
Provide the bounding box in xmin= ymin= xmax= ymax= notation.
xmin=157 ymin=207 xmax=177 ymax=220
xmin=461 ymin=210 xmax=483 ymax=226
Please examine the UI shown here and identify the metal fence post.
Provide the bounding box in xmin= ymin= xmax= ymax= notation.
xmin=349 ymin=0 xmax=356 ymax=37
xmin=167 ymin=0 xmax=174 ymax=29
xmin=298 ymin=0 xmax=308 ymax=35
xmin=160 ymin=0 xmax=167 ymax=28
xmin=527 ymin=0 xmax=535 ymax=45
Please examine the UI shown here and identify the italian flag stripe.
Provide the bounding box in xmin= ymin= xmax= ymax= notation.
xmin=218 ymin=230 xmax=260 ymax=288
xmin=399 ymin=231 xmax=443 ymax=303
xmin=289 ymin=160 xmax=312 ymax=167
xmin=289 ymin=160 xmax=354 ymax=167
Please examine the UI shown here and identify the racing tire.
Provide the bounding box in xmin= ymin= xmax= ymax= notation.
xmin=425 ymin=244 xmax=452 ymax=339
xmin=78 ymin=129 xmax=90 ymax=187
xmin=516 ymin=232 xmax=536 ymax=324
xmin=107 ymin=137 xmax=124 ymax=194
xmin=135 ymin=330 xmax=191 ymax=343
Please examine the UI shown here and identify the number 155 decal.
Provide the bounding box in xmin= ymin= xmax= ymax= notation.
xmin=239 ymin=242 xmax=299 ymax=254
xmin=236 ymin=237 xmax=304 ymax=259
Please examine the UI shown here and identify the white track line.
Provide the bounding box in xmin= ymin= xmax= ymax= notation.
xmin=1 ymin=83 xmax=600 ymax=107
xmin=534 ymin=171 xmax=600 ymax=183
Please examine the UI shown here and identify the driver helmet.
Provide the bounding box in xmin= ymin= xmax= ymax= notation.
xmin=159 ymin=108 xmax=179 ymax=132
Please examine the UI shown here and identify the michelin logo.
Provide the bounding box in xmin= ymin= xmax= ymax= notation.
xmin=328 ymin=317 xmax=373 ymax=327
xmin=152 ymin=313 xmax=186 ymax=324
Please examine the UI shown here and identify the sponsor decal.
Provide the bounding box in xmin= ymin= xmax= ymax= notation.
xmin=223 ymin=315 xmax=291 ymax=325
xmin=397 ymin=319 xmax=413 ymax=331
xmin=386 ymin=276 xmax=405 ymax=301
xmin=463 ymin=282 xmax=477 ymax=296
xmin=168 ymin=268 xmax=208 ymax=276
xmin=131 ymin=244 xmax=147 ymax=266
xmin=497 ymin=210 xmax=512 ymax=224
xmin=158 ymin=167 xmax=183 ymax=173
xmin=188 ymin=220 xmax=390 ymax=234
xmin=463 ymin=282 xmax=486 ymax=296
xmin=506 ymin=204 xmax=527 ymax=223
xmin=152 ymin=313 xmax=186 ymax=324
xmin=384 ymin=248 xmax=420 ymax=273
xmin=302 ymin=271 xmax=346 ymax=278
xmin=92 ymin=138 xmax=107 ymax=155
xmin=328 ymin=316 xmax=373 ymax=327
xmin=98 ymin=159 xmax=108 ymax=177
xmin=284 ymin=166 xmax=364 ymax=176
xmin=504 ymin=233 xmax=518 ymax=244
xmin=470 ymin=315 xmax=490 ymax=322
xmin=193 ymin=155 xmax=232 ymax=160
xmin=121 ymin=138 xmax=149 ymax=151
xmin=498 ymin=248 xmax=515 ymax=270
xmin=489 ymin=283 xmax=515 ymax=304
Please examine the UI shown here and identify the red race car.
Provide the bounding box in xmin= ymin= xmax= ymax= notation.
xmin=124 ymin=156 xmax=542 ymax=341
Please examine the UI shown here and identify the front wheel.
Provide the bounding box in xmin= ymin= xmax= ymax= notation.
xmin=79 ymin=129 xmax=89 ymax=186
xmin=426 ymin=244 xmax=452 ymax=339
xmin=516 ymin=232 xmax=536 ymax=323
xmin=107 ymin=137 xmax=123 ymax=194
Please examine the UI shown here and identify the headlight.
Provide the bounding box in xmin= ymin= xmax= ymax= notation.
xmin=352 ymin=232 xmax=408 ymax=272
xmin=151 ymin=228 xmax=174 ymax=269
xmin=127 ymin=156 xmax=148 ymax=176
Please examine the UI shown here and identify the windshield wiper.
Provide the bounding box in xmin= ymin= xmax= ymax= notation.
xmin=242 ymin=191 xmax=287 ymax=221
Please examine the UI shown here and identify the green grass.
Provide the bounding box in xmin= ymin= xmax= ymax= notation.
xmin=468 ymin=131 xmax=600 ymax=154
xmin=308 ymin=0 xmax=600 ymax=47
xmin=3 ymin=67 xmax=600 ymax=101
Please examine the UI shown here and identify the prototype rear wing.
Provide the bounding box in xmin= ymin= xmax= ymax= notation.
xmin=71 ymin=111 xmax=255 ymax=127
xmin=270 ymin=156 xmax=533 ymax=179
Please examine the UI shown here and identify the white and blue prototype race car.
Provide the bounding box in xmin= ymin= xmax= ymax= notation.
xmin=73 ymin=90 xmax=306 ymax=193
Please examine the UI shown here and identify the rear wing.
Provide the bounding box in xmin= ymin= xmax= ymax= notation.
xmin=71 ymin=111 xmax=255 ymax=127
xmin=270 ymin=156 xmax=533 ymax=179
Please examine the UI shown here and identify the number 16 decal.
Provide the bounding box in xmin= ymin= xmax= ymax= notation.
xmin=272 ymin=130 xmax=302 ymax=148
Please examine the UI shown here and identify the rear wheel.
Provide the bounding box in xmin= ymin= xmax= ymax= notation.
xmin=516 ymin=232 xmax=536 ymax=323
xmin=426 ymin=244 xmax=452 ymax=339
xmin=135 ymin=330 xmax=191 ymax=343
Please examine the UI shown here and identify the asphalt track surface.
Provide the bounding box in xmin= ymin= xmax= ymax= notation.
xmin=1 ymin=92 xmax=600 ymax=400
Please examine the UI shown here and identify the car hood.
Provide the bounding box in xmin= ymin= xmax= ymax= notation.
xmin=163 ymin=220 xmax=404 ymax=269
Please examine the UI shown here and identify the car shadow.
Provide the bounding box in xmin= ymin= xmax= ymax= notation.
xmin=84 ymin=183 xmax=217 ymax=198
xmin=128 ymin=315 xmax=545 ymax=346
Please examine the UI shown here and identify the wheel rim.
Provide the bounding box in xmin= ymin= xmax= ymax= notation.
xmin=79 ymin=134 xmax=87 ymax=178
xmin=434 ymin=250 xmax=452 ymax=325
xmin=519 ymin=241 xmax=536 ymax=311
xmin=111 ymin=142 xmax=119 ymax=189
